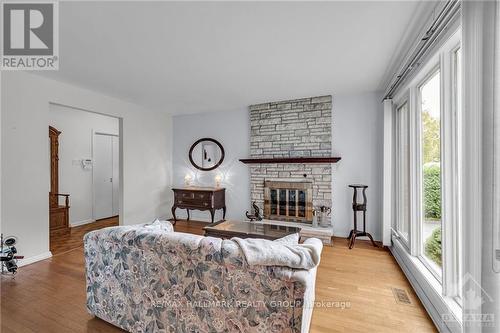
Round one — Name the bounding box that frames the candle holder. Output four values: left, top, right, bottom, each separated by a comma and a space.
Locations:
215, 174, 222, 188
184, 174, 192, 186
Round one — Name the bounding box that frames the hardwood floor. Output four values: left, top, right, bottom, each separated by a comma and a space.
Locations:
1, 220, 436, 333
50, 217, 119, 256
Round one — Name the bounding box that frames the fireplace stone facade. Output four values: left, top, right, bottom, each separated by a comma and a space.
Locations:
249, 95, 332, 225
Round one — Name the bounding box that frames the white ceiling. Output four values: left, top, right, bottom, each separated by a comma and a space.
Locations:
39, 1, 422, 115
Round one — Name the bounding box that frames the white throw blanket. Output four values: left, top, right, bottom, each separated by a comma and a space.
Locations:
232, 236, 323, 270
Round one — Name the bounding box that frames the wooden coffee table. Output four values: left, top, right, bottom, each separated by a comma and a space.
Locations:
203, 220, 300, 240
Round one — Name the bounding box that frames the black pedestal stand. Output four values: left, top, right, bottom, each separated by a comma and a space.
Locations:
347, 184, 378, 249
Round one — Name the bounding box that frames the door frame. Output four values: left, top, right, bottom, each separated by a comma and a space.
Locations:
92, 130, 120, 221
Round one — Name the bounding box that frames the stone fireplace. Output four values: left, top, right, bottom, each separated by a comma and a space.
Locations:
248, 95, 332, 225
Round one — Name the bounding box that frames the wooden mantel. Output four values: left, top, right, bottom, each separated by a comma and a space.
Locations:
239, 157, 341, 164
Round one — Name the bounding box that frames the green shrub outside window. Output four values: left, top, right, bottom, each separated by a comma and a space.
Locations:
423, 162, 441, 220
424, 227, 442, 266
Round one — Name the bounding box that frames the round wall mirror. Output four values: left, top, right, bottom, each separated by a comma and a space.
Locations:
189, 138, 225, 171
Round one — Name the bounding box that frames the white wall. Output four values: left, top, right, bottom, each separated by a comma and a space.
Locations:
172, 93, 384, 239
49, 104, 119, 226
1, 72, 173, 264
332, 92, 384, 240
172, 109, 250, 221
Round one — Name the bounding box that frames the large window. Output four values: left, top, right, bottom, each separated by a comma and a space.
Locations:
419, 70, 442, 275
391, 29, 461, 305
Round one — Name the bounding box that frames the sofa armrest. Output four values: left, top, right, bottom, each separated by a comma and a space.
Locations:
302, 237, 323, 266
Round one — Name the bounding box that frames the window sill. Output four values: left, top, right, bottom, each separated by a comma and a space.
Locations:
391, 238, 462, 332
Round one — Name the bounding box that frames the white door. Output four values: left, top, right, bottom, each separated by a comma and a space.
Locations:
93, 134, 117, 220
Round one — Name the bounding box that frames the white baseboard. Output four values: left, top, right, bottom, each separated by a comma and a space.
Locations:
17, 251, 52, 267
70, 219, 95, 227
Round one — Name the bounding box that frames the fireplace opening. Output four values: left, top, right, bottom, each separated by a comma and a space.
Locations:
264, 180, 313, 223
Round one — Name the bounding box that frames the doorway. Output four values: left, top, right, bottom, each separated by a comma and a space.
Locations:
93, 133, 119, 220
48, 103, 121, 255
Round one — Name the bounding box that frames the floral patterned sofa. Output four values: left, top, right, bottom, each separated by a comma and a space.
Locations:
84, 221, 322, 333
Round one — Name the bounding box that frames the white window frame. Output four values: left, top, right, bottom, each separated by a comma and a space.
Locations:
494, 0, 500, 275
393, 97, 410, 249
447, 45, 462, 301
392, 28, 462, 301
416, 66, 443, 281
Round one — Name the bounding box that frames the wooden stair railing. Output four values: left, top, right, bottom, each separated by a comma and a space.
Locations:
50, 193, 70, 208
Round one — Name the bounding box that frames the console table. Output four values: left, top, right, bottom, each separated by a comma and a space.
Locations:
171, 187, 226, 224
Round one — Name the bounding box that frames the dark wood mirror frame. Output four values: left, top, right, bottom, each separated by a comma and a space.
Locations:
189, 138, 225, 171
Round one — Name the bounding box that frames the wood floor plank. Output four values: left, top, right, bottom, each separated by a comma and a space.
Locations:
50, 217, 119, 256
1, 219, 436, 332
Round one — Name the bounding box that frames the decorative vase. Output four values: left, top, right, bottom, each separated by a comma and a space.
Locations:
318, 206, 331, 228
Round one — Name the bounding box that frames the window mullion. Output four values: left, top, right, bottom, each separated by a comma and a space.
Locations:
441, 51, 455, 296
409, 87, 421, 256
442, 44, 462, 299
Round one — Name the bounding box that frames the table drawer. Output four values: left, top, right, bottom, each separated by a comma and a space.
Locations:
175, 191, 212, 207
175, 198, 211, 206
176, 191, 212, 199
177, 191, 195, 200
194, 192, 211, 201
